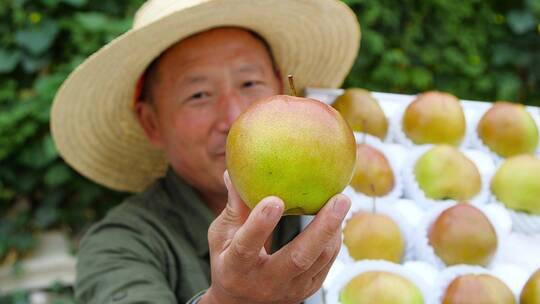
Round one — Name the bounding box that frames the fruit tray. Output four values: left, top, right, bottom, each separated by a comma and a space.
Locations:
303, 88, 540, 304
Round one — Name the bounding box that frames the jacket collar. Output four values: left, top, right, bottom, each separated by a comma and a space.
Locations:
163, 167, 214, 258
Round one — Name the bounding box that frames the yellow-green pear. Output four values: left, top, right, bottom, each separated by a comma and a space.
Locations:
521, 268, 540, 304
332, 88, 388, 140
443, 274, 515, 304
343, 211, 405, 262
414, 145, 481, 201
340, 271, 424, 304
429, 204, 498, 266
350, 144, 395, 197
226, 95, 356, 215
477, 102, 538, 157
403, 91, 466, 145
491, 155, 540, 214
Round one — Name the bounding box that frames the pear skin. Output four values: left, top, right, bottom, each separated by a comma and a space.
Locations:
414, 145, 481, 201
350, 144, 395, 197
403, 91, 466, 145
521, 268, 540, 304
491, 155, 540, 214
429, 204, 498, 266
443, 274, 515, 304
340, 271, 424, 304
332, 88, 388, 140
343, 211, 404, 262
226, 95, 356, 215
478, 102, 539, 157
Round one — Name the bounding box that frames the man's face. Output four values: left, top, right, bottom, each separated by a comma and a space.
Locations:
138, 28, 283, 198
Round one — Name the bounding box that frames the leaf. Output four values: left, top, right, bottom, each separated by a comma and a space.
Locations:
0, 80, 17, 104
35, 205, 59, 228
496, 73, 521, 100
17, 135, 58, 169
43, 135, 59, 162
0, 49, 21, 73
21, 54, 50, 73
17, 173, 40, 192
363, 30, 385, 54
507, 10, 536, 34
44, 164, 71, 187
41, 0, 60, 8
42, 189, 65, 206
75, 12, 108, 32
61, 0, 87, 7
34, 73, 66, 100
15, 20, 59, 55
410, 67, 433, 89
492, 44, 521, 66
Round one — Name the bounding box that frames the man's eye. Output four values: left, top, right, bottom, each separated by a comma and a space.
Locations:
242, 81, 262, 88
190, 92, 209, 100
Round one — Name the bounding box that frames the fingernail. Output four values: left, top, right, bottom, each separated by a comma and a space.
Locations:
333, 196, 350, 218
223, 171, 231, 190
262, 202, 282, 219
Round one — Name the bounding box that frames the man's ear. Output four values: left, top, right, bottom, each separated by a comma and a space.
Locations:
135, 102, 165, 149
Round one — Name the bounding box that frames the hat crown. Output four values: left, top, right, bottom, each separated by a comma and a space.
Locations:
133, 0, 212, 29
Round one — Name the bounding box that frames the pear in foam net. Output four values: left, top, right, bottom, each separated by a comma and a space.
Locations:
402, 91, 466, 145
340, 271, 424, 304
491, 155, 540, 215
477, 101, 538, 158
350, 143, 395, 197
442, 273, 515, 304
414, 145, 481, 201
343, 208, 405, 263
332, 88, 389, 140
428, 204, 497, 266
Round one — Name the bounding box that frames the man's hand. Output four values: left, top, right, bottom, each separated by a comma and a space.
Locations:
200, 171, 351, 304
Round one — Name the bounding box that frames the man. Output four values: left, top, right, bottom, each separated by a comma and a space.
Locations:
51, 0, 360, 303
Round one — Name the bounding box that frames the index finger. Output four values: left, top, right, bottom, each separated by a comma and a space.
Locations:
224, 196, 284, 269
270, 194, 350, 275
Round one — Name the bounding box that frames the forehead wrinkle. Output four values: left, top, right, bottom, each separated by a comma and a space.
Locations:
235, 64, 264, 76
181, 75, 210, 86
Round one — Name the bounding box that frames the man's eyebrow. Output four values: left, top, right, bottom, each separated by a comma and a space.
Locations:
236, 64, 264, 75
180, 75, 209, 86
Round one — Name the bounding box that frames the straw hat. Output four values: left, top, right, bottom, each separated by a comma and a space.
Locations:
51, 0, 361, 192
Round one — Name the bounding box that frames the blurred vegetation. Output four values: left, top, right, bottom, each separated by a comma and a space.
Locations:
344, 0, 540, 105
0, 0, 539, 299
0, 0, 143, 270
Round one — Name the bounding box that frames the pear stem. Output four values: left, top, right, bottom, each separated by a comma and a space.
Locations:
370, 184, 377, 213
288, 75, 298, 97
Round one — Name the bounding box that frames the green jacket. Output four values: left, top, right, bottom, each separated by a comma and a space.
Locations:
75, 168, 301, 303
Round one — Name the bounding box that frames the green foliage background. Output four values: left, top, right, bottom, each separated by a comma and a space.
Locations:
343, 0, 540, 104
0, 0, 144, 268
0, 0, 539, 288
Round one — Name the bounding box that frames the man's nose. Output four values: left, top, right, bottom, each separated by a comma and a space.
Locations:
216, 89, 246, 132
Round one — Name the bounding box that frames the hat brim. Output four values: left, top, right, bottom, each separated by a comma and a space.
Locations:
51, 0, 361, 192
